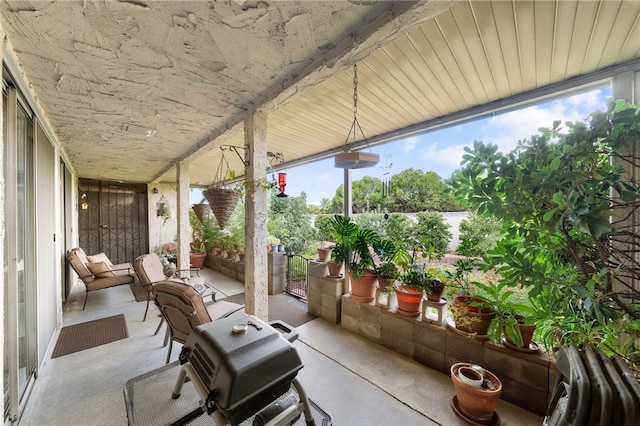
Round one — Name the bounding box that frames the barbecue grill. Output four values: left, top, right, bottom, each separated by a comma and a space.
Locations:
172, 312, 328, 426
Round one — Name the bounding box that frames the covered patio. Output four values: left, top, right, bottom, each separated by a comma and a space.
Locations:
19, 267, 542, 425
2, 0, 640, 423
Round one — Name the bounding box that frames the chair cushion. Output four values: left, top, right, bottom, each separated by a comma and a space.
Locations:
87, 252, 113, 267
86, 261, 115, 278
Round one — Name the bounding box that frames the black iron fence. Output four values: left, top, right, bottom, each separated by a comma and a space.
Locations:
286, 254, 309, 300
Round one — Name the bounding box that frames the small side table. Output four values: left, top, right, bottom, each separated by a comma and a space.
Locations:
422, 298, 447, 325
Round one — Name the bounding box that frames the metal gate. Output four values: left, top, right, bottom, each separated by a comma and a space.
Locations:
286, 254, 309, 300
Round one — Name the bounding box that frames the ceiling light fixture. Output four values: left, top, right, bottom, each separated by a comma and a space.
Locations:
335, 64, 379, 170
121, 123, 156, 138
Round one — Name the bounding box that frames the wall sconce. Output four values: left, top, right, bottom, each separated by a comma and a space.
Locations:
277, 172, 288, 198
80, 193, 89, 210
153, 187, 159, 194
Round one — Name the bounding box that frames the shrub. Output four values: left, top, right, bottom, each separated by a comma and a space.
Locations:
457, 212, 501, 256
412, 211, 452, 259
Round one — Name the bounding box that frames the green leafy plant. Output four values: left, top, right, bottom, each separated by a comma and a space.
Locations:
314, 214, 334, 248
189, 213, 221, 253
474, 281, 535, 347
447, 100, 640, 370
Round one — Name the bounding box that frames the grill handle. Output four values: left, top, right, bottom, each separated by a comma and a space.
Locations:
268, 320, 299, 343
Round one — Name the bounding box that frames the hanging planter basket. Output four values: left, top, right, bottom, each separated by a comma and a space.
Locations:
192, 203, 211, 224
204, 186, 241, 230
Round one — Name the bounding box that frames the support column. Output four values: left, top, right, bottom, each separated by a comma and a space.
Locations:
177, 160, 191, 276
343, 168, 352, 217
244, 111, 269, 320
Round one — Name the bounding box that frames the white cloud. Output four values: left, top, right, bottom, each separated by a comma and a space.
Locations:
481, 88, 608, 154
402, 136, 419, 154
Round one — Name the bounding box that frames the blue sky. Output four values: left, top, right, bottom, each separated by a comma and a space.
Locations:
283, 85, 612, 205
191, 84, 612, 205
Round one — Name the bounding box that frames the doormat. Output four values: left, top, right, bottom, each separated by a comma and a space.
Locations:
221, 294, 316, 328
52, 314, 128, 358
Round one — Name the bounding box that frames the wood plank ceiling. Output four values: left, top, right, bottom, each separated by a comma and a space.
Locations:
188, 0, 640, 186
2, 0, 640, 185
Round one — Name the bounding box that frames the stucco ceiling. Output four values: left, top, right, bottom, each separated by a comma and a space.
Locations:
2, 0, 640, 188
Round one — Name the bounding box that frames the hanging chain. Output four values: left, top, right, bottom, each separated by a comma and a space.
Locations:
353, 64, 358, 120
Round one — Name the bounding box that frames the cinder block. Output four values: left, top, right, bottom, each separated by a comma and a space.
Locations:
341, 314, 359, 334
341, 294, 360, 318
308, 300, 321, 317
498, 374, 549, 416
308, 276, 322, 293
381, 311, 414, 340
414, 321, 446, 353
361, 303, 382, 327
321, 277, 344, 297
360, 321, 381, 342
414, 343, 446, 373
482, 345, 549, 391
308, 261, 328, 278
381, 329, 413, 357
445, 331, 485, 366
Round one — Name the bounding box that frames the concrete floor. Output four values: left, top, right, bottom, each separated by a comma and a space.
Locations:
19, 268, 543, 425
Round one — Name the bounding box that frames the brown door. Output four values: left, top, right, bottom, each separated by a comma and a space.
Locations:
78, 179, 148, 263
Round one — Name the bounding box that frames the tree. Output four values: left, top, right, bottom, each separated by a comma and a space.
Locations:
412, 211, 452, 259
389, 169, 451, 212
352, 176, 385, 213
268, 193, 314, 254
447, 100, 640, 368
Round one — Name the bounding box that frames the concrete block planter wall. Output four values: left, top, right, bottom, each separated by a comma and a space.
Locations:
340, 294, 554, 416
205, 251, 286, 295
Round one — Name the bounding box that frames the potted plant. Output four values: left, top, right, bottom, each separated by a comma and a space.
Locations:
450, 363, 502, 424
189, 214, 210, 269
314, 215, 334, 262
374, 238, 410, 288
329, 215, 381, 303
396, 263, 427, 317
474, 280, 537, 349
445, 257, 495, 336
327, 243, 345, 278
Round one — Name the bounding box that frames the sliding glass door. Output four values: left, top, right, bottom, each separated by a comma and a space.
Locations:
3, 87, 37, 421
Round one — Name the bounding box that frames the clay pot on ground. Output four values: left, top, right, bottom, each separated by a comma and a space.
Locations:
451, 296, 495, 335
395, 285, 423, 317
349, 271, 378, 303
317, 247, 330, 262
327, 261, 343, 277
189, 252, 206, 269
450, 363, 502, 424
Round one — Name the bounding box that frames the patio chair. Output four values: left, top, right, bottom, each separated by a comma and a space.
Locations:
66, 247, 136, 310
153, 280, 243, 364
133, 253, 209, 322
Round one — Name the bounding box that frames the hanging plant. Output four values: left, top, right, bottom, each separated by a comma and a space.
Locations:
205, 150, 243, 230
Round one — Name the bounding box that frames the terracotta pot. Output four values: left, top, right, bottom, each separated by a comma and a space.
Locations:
426, 280, 445, 302
327, 262, 343, 277
189, 252, 206, 269
451, 296, 495, 335
349, 271, 378, 303
451, 363, 502, 423
505, 322, 537, 348
317, 247, 330, 262
226, 249, 235, 259
237, 253, 245, 261
395, 285, 422, 317
377, 277, 395, 291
